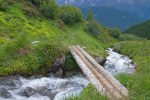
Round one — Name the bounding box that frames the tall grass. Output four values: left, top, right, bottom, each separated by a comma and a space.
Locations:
114, 40, 150, 99
0, 1, 106, 76
67, 84, 108, 100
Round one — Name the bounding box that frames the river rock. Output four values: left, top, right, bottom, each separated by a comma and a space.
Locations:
95, 55, 106, 65
36, 87, 54, 98
2, 80, 16, 87
51, 55, 66, 76
0, 78, 16, 87
64, 70, 80, 77
0, 87, 12, 98
55, 68, 63, 77
20, 87, 37, 97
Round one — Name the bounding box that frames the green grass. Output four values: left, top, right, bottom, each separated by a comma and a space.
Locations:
113, 40, 150, 99
68, 84, 108, 100
1, 1, 150, 100
0, 1, 111, 99
74, 40, 150, 100
0, 1, 107, 76
72, 40, 150, 100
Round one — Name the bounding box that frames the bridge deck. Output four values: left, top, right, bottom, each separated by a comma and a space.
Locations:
69, 46, 128, 100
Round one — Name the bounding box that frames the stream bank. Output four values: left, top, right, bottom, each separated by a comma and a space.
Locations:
0, 48, 136, 100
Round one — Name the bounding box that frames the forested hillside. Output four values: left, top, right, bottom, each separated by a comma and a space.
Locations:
57, 0, 150, 20
80, 6, 141, 30
125, 20, 150, 39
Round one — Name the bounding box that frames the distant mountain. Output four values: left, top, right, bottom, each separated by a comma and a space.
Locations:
125, 20, 150, 39
57, 0, 150, 30
81, 6, 141, 30
57, 0, 150, 20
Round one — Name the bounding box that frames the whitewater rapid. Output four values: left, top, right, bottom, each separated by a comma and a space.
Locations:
104, 48, 135, 75
0, 48, 136, 100
0, 75, 89, 100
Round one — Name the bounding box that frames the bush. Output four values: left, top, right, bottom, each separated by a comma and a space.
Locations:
64, 52, 78, 72
118, 33, 142, 41
85, 20, 102, 36
30, 1, 83, 22
22, 0, 41, 17
109, 28, 121, 39
29, 0, 42, 6
30, 0, 58, 19
0, 0, 15, 11
59, 6, 82, 25
34, 43, 65, 71
57, 19, 65, 29
40, 0, 58, 19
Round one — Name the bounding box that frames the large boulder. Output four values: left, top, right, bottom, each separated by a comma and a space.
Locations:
20, 87, 37, 97
55, 68, 63, 77
51, 55, 66, 77
0, 87, 12, 98
95, 55, 106, 65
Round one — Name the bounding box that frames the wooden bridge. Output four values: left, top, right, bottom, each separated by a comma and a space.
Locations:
69, 46, 128, 100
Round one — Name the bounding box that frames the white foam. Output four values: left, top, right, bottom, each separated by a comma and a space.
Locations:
0, 75, 89, 100
104, 48, 135, 75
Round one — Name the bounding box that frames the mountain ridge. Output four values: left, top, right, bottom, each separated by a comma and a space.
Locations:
125, 19, 150, 39
81, 6, 142, 30
57, 0, 149, 30
57, 0, 150, 20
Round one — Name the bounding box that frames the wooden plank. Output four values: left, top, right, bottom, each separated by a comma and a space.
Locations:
69, 47, 105, 95
72, 46, 122, 99
69, 46, 129, 99
76, 46, 128, 97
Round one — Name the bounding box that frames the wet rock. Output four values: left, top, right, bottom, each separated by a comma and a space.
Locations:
55, 68, 63, 77
51, 55, 66, 76
0, 87, 12, 98
0, 78, 16, 87
36, 87, 54, 98
4, 80, 16, 87
95, 55, 106, 65
20, 87, 37, 97
0, 76, 22, 90
64, 70, 81, 78
30, 75, 44, 79
120, 55, 126, 58
112, 45, 120, 53
59, 81, 78, 89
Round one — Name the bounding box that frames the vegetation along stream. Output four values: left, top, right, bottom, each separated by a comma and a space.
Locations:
0, 49, 135, 100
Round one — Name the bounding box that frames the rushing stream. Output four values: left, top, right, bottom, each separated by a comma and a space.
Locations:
104, 48, 135, 75
0, 48, 136, 100
0, 74, 89, 100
